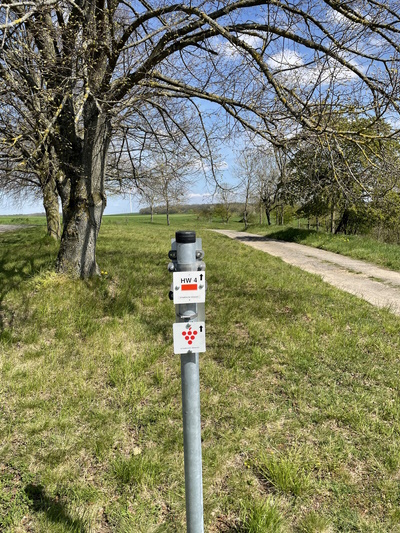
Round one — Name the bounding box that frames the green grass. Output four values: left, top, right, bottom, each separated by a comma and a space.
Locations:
0, 214, 47, 225
0, 214, 400, 531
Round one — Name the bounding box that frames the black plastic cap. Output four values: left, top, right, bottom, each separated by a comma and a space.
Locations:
175, 231, 196, 244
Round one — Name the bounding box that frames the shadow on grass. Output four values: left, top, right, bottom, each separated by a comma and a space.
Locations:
215, 522, 246, 533
236, 227, 318, 244
0, 229, 58, 335
25, 483, 88, 532
262, 227, 318, 243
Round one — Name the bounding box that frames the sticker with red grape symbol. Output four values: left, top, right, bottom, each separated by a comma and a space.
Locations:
182, 327, 198, 345
173, 322, 206, 354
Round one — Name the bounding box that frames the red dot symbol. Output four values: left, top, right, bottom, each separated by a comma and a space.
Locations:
193, 330, 198, 335
191, 335, 195, 340
182, 331, 186, 336
185, 336, 189, 340
188, 340, 193, 345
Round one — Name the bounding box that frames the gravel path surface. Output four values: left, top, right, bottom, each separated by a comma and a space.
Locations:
213, 229, 400, 317
0, 224, 31, 233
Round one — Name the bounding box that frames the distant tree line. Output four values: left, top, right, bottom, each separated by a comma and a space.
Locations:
139, 203, 204, 216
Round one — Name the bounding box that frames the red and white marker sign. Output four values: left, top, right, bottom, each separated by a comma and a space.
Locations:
173, 271, 206, 304
173, 322, 206, 354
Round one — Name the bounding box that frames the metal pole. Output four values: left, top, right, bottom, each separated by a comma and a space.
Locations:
175, 231, 204, 533
181, 352, 203, 533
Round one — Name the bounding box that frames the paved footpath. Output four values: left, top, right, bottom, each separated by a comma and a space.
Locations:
213, 230, 400, 317
0, 224, 32, 233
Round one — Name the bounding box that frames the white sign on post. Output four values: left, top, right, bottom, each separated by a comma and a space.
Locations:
173, 271, 206, 304
173, 322, 206, 354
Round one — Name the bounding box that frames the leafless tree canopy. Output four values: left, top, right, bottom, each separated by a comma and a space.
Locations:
1, 0, 399, 275
1, 1, 399, 144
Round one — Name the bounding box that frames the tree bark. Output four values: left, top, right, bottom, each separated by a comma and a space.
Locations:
335, 209, 349, 234
166, 198, 170, 226
42, 176, 61, 240
37, 147, 61, 239
56, 101, 111, 278
330, 205, 335, 234
56, 170, 71, 228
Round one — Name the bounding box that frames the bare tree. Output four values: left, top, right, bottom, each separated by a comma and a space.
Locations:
272, 146, 289, 225
0, 77, 62, 238
235, 145, 283, 226
214, 182, 237, 223
139, 156, 189, 226
136, 177, 161, 222
108, 107, 213, 223
235, 149, 258, 228
1, 1, 399, 276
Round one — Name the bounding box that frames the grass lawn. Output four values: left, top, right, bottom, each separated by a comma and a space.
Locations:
0, 215, 47, 226
1, 214, 400, 532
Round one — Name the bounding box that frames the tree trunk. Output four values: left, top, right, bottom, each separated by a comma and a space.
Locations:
266, 208, 271, 225
42, 177, 61, 240
56, 101, 111, 278
335, 209, 349, 234
56, 170, 71, 229
330, 205, 335, 234
39, 147, 61, 239
166, 198, 170, 226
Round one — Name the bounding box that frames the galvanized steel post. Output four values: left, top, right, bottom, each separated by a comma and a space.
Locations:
168, 230, 205, 533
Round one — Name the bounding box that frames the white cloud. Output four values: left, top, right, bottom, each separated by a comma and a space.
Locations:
187, 193, 213, 201
267, 50, 304, 70
266, 48, 361, 87
386, 115, 400, 132
238, 33, 263, 49
216, 33, 263, 58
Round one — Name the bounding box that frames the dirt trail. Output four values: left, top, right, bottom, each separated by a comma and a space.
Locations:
0, 225, 30, 233
213, 229, 400, 317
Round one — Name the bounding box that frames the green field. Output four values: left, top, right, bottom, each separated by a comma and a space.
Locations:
0, 214, 47, 226
1, 215, 400, 532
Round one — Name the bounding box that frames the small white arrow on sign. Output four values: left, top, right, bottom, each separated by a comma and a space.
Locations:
173, 271, 206, 304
